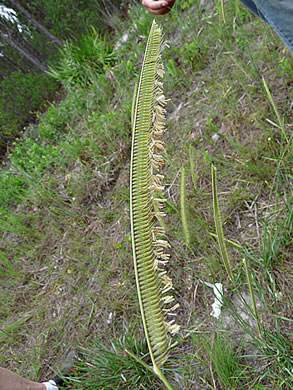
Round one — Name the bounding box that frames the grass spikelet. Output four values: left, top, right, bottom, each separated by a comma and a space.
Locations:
129, 20, 179, 388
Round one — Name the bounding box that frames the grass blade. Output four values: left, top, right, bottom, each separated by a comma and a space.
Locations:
262, 76, 288, 143
180, 165, 190, 245
243, 258, 262, 338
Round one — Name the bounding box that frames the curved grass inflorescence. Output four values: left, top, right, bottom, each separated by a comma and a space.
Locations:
130, 20, 179, 379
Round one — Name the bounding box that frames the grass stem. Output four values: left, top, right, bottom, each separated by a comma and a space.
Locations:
180, 165, 190, 245
243, 258, 262, 338
262, 76, 288, 143
211, 164, 233, 281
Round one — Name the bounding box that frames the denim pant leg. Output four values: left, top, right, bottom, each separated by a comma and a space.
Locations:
240, 0, 266, 21
241, 0, 293, 53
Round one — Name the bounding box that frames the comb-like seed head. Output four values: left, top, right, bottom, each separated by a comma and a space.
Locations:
130, 20, 180, 371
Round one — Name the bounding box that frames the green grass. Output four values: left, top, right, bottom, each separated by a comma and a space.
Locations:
189, 331, 247, 389
0, 0, 292, 388
63, 330, 162, 390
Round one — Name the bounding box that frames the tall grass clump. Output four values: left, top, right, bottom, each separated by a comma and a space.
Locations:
67, 333, 160, 390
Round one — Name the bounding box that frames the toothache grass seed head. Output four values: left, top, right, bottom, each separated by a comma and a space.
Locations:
155, 239, 170, 248
154, 211, 166, 218
153, 225, 165, 234
152, 153, 164, 164
162, 278, 173, 291
155, 87, 164, 96
158, 259, 169, 266
155, 80, 163, 88
151, 184, 164, 193
152, 226, 166, 241
130, 21, 179, 368
159, 253, 170, 260
161, 274, 172, 283
154, 112, 165, 122
162, 285, 173, 294
169, 303, 180, 312
162, 295, 174, 304
153, 200, 166, 209
155, 248, 164, 256
158, 270, 167, 277
157, 69, 165, 78
167, 323, 180, 335
153, 140, 165, 152
153, 122, 165, 132
153, 197, 167, 203
153, 174, 164, 182
152, 226, 166, 239
156, 94, 169, 104
155, 105, 166, 115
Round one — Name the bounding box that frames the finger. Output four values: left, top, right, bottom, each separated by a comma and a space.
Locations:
142, 0, 168, 10
146, 7, 171, 14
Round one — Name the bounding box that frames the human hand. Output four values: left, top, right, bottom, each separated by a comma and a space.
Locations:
142, 0, 175, 15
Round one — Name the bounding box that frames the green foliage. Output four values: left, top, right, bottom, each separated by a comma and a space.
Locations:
0, 206, 35, 235
127, 5, 154, 38
37, 90, 88, 142
189, 332, 247, 389
207, 334, 245, 389
0, 71, 56, 146
0, 250, 18, 278
181, 0, 196, 11
180, 39, 207, 71
87, 108, 128, 148
48, 29, 116, 87
0, 88, 91, 208
0, 172, 26, 208
38, 0, 123, 39
8, 138, 59, 178
67, 334, 159, 390
0, 0, 128, 155
277, 56, 293, 77
205, 118, 220, 134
